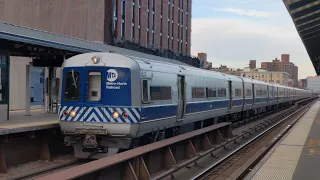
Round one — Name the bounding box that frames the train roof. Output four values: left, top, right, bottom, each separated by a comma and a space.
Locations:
64, 52, 309, 92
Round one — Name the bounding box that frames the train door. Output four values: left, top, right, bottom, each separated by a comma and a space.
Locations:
252, 84, 255, 105
267, 86, 270, 103
177, 75, 186, 120
228, 81, 232, 109
277, 87, 279, 102
83, 68, 105, 124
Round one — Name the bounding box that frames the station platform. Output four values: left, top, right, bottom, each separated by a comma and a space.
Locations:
246, 100, 320, 180
0, 109, 59, 135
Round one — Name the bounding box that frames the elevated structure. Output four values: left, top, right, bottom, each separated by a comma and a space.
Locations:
283, 0, 320, 75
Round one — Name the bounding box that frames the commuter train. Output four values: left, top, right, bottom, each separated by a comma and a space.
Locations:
59, 52, 311, 158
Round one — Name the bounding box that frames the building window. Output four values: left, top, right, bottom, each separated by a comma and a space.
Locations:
121, 22, 125, 37
168, 2, 170, 18
138, 4, 141, 26
181, 12, 184, 25
152, 13, 155, 31
121, 0, 125, 38
131, 25, 135, 40
138, 27, 141, 42
152, 32, 155, 45
132, 1, 135, 24
186, 0, 188, 12
113, 0, 118, 32
152, 0, 155, 11
147, 11, 150, 30
181, 26, 183, 41
186, 29, 188, 42
146, 31, 149, 46
167, 20, 170, 36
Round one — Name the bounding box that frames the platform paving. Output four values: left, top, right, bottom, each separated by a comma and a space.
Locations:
0, 109, 59, 135
247, 100, 320, 180
292, 102, 320, 180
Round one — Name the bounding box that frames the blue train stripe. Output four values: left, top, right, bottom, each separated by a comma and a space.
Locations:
128, 108, 139, 122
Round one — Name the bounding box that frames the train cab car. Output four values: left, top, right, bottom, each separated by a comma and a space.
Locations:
59, 53, 142, 158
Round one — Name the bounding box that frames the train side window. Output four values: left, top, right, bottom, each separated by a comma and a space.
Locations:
235, 89, 242, 97
150, 86, 172, 100
142, 80, 149, 102
192, 87, 205, 98
87, 71, 102, 101
246, 89, 251, 97
218, 88, 226, 97
64, 70, 80, 101
206, 88, 217, 98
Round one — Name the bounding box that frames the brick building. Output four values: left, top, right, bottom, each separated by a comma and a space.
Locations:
0, 0, 194, 110
110, 0, 192, 55
249, 60, 256, 69
260, 55, 298, 87
241, 68, 290, 86
0, 0, 191, 55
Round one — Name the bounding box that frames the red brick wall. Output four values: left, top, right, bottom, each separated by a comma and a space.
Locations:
0, 0, 105, 42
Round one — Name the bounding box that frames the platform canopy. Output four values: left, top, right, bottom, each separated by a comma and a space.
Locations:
283, 0, 320, 75
0, 21, 192, 67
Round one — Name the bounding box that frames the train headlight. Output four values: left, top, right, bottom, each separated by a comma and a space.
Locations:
92, 56, 99, 64
112, 111, 119, 119
70, 110, 76, 117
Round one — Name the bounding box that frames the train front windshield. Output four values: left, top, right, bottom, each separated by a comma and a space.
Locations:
64, 70, 81, 101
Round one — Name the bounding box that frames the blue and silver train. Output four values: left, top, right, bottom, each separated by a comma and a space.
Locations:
58, 52, 311, 158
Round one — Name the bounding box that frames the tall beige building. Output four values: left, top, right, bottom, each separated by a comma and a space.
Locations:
260, 54, 298, 86
241, 68, 290, 86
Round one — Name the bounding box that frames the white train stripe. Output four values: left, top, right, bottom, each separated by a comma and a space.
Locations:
74, 107, 83, 121
59, 106, 67, 118
62, 106, 74, 121
87, 112, 99, 122
125, 109, 137, 123
95, 108, 105, 122
104, 108, 115, 123
68, 107, 79, 121
116, 108, 129, 123
131, 108, 140, 119
83, 107, 92, 119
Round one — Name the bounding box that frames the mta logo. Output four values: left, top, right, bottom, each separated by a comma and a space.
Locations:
107, 69, 118, 82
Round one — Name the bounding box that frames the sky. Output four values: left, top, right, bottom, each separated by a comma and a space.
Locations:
190, 0, 315, 79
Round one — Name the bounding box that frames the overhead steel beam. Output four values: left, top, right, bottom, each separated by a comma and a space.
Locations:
288, 0, 318, 11
292, 3, 320, 19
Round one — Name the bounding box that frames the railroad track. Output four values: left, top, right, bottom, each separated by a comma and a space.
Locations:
34, 97, 318, 180
5, 158, 89, 180
190, 98, 316, 180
